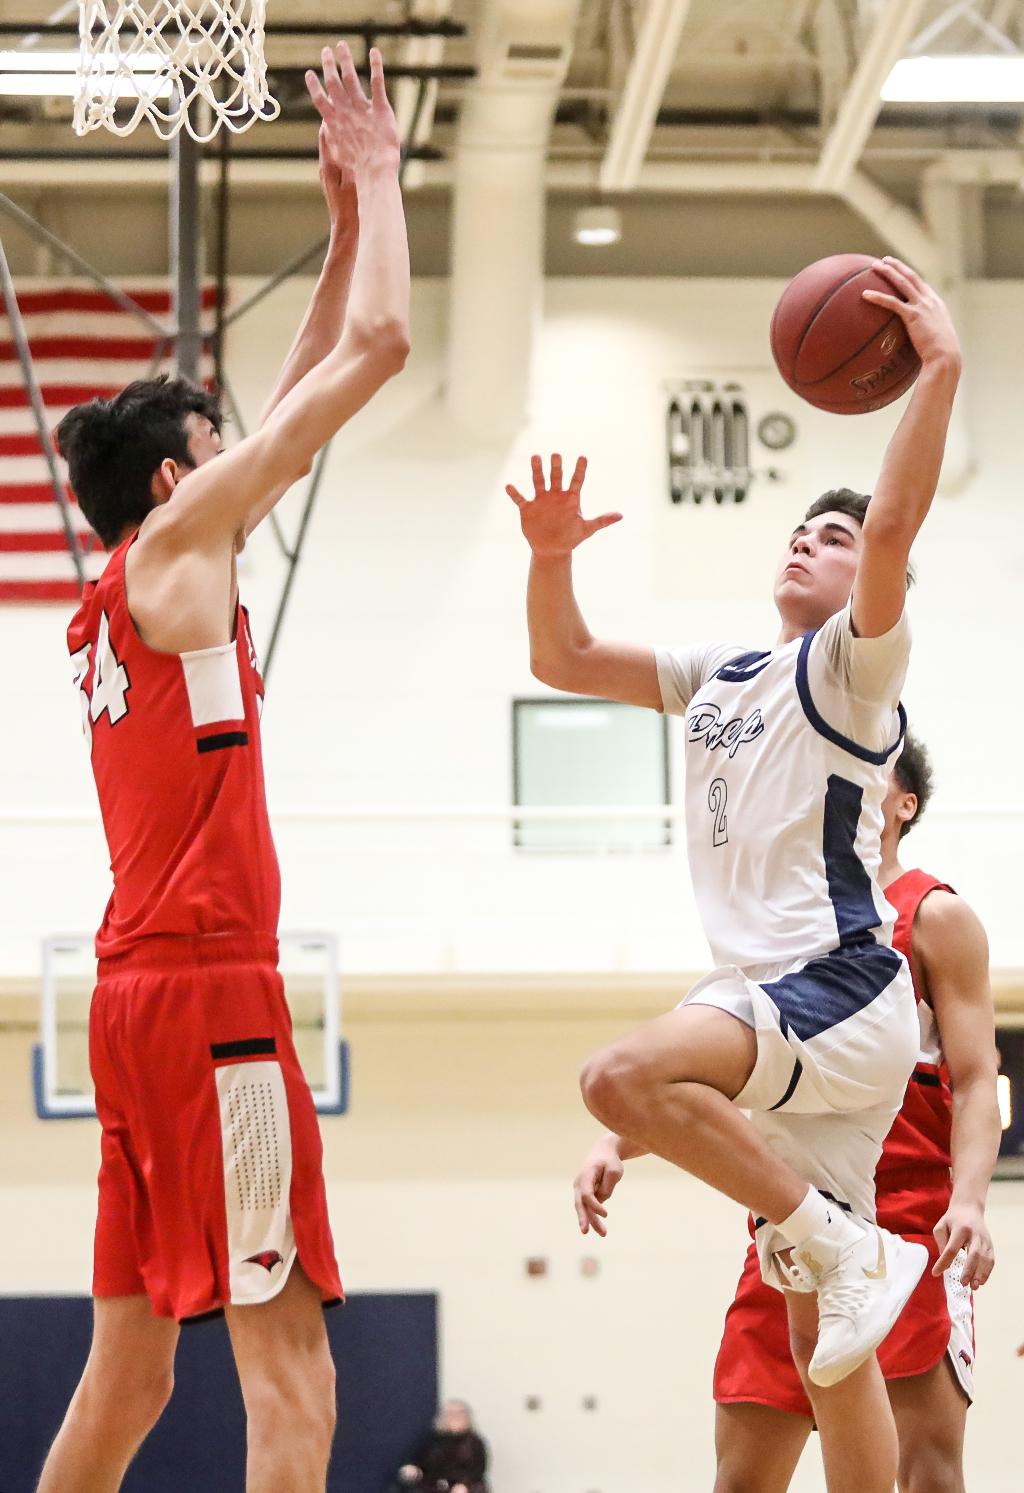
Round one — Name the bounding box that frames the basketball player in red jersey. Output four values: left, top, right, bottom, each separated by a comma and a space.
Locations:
576, 735, 1001, 1493
36, 44, 408, 1493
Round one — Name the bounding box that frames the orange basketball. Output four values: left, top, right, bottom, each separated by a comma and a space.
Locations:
770, 253, 921, 414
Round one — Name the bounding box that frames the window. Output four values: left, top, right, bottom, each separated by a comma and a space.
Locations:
995, 1027, 1024, 1180
512, 697, 671, 851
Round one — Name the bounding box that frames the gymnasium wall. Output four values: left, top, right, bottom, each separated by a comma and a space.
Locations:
2, 275, 1023, 979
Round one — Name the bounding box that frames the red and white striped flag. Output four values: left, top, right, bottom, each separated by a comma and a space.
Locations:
0, 280, 219, 603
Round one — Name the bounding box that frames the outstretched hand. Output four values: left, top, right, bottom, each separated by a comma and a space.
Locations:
318, 125, 357, 234
507, 454, 621, 558
862, 257, 962, 371
306, 42, 401, 179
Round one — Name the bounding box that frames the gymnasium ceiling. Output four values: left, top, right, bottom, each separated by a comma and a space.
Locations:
0, 1, 1022, 277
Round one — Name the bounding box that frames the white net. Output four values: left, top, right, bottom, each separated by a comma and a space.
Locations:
75, 0, 281, 142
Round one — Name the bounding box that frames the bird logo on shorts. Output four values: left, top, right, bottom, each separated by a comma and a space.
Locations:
244, 1250, 284, 1272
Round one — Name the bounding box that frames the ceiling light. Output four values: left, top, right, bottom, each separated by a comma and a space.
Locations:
0, 74, 173, 98
0, 48, 170, 98
882, 54, 1024, 103
0, 50, 164, 72
573, 206, 622, 247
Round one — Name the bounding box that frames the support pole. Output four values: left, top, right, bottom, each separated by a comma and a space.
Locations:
171, 131, 203, 380
262, 439, 331, 675
0, 234, 86, 587
212, 124, 232, 393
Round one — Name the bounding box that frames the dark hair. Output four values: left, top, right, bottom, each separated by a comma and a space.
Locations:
804, 488, 871, 527
803, 488, 915, 587
893, 730, 934, 839
56, 375, 221, 548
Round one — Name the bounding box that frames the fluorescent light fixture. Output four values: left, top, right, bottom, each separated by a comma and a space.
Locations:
0, 74, 173, 98
573, 205, 622, 247
0, 49, 164, 72
883, 54, 1024, 103
0, 48, 170, 98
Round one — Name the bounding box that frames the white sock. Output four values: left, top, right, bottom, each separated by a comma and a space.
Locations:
776, 1186, 862, 1249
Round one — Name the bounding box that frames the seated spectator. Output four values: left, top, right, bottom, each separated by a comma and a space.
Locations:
393, 1398, 489, 1493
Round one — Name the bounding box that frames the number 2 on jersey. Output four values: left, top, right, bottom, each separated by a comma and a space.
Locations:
70, 609, 131, 747
708, 776, 729, 847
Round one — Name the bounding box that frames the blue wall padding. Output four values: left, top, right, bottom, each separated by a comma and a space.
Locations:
0, 1291, 438, 1493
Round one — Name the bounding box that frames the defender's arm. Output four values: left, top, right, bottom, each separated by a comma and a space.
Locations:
917, 891, 1000, 1289
257, 131, 359, 431
151, 45, 409, 555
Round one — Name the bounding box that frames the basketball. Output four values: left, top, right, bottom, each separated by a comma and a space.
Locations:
770, 253, 921, 414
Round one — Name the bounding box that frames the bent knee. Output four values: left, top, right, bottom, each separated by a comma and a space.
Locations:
899, 1449, 965, 1493
245, 1352, 336, 1440
82, 1360, 175, 1429
579, 1050, 646, 1127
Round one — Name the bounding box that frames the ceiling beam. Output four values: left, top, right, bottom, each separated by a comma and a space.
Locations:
841, 170, 940, 281
599, 0, 693, 192
813, 0, 929, 191
392, 1, 454, 190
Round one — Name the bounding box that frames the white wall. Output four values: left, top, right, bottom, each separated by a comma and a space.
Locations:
1, 276, 1023, 979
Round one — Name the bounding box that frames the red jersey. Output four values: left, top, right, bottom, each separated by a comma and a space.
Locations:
876, 868, 954, 1185
67, 535, 281, 960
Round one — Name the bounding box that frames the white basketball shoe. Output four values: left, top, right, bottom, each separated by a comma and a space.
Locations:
793, 1220, 928, 1388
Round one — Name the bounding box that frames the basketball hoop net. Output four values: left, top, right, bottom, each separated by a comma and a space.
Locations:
74, 0, 281, 142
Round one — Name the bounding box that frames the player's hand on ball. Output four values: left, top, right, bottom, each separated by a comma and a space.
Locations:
306, 43, 401, 178
861, 257, 962, 372
932, 1199, 994, 1290
507, 455, 621, 557
573, 1137, 625, 1236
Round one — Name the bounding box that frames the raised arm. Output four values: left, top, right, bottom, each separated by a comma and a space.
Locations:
507, 454, 661, 708
917, 891, 1001, 1291
149, 43, 409, 556
852, 258, 962, 639
258, 127, 360, 428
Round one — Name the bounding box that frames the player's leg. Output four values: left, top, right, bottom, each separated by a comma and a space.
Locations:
35, 1296, 179, 1493
713, 1403, 811, 1493
226, 1262, 337, 1493
580, 1003, 809, 1221
786, 1287, 898, 1493
887, 1358, 968, 1493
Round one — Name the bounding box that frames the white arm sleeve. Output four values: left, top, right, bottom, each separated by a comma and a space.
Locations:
805, 602, 911, 754
655, 642, 753, 717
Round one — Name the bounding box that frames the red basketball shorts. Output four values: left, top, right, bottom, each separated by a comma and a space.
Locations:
89, 933, 343, 1322
714, 1178, 975, 1416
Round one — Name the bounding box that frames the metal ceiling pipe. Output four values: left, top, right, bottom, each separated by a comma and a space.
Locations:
445, 0, 579, 438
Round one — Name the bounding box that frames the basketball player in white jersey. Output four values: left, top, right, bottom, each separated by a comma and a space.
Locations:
507, 258, 961, 1493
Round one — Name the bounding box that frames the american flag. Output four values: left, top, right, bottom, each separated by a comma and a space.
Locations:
0, 281, 219, 603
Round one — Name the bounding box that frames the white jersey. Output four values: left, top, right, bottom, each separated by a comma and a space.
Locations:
657, 603, 910, 971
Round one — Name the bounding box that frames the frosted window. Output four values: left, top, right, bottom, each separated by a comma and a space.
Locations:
512, 698, 671, 850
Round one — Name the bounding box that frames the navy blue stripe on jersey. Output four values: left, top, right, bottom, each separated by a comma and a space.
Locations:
768, 1056, 804, 1111
823, 772, 883, 947
795, 630, 907, 765
714, 650, 772, 682
759, 941, 904, 1043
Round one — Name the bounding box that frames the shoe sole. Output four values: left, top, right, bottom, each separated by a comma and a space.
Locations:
808, 1239, 929, 1388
